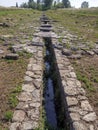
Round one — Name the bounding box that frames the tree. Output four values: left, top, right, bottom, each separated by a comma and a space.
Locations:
43, 0, 53, 10
37, 0, 41, 9
81, 1, 89, 8
62, 0, 71, 8
20, 2, 28, 8
16, 2, 18, 8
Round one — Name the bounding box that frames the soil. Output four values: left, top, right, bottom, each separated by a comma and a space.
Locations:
70, 55, 98, 117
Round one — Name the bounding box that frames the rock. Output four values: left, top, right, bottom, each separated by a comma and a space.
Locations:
16, 102, 29, 110
93, 49, 98, 55
70, 113, 80, 121
86, 51, 95, 56
18, 92, 32, 102
0, 22, 9, 27
32, 64, 42, 71
5, 53, 19, 60
24, 76, 32, 82
26, 71, 34, 77
68, 54, 82, 59
82, 112, 97, 122
73, 121, 88, 130
32, 89, 40, 100
66, 97, 78, 106
89, 125, 95, 130
12, 110, 26, 122
81, 100, 93, 112
62, 49, 72, 56
27, 108, 39, 121
71, 47, 78, 51
64, 86, 79, 96
0, 50, 4, 54
22, 84, 35, 92
9, 122, 21, 130
21, 121, 38, 130
29, 102, 40, 108
70, 72, 77, 78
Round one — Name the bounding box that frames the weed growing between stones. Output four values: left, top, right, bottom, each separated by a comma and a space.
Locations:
9, 85, 22, 108
4, 111, 13, 121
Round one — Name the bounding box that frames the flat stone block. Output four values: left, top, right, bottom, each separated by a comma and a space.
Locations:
32, 64, 42, 71
81, 100, 93, 112
66, 97, 78, 106
12, 110, 26, 122
24, 76, 33, 82
18, 92, 32, 102
64, 86, 79, 96
73, 121, 88, 130
21, 121, 38, 130
70, 113, 80, 121
22, 84, 35, 92
82, 112, 97, 122
16, 102, 29, 110
9, 122, 21, 130
26, 71, 34, 77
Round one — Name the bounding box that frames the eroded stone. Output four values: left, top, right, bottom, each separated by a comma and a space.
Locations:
12, 110, 26, 122
82, 112, 97, 122
22, 84, 35, 92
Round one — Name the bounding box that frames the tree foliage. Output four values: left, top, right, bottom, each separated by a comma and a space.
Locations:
20, 0, 71, 10
81, 1, 89, 8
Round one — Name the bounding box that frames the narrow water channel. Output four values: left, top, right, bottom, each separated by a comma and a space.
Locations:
44, 41, 57, 129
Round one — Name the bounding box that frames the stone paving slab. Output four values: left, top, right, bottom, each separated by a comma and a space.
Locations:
53, 41, 98, 130
9, 45, 43, 130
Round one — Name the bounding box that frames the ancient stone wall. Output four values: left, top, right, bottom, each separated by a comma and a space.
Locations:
9, 45, 43, 130
52, 39, 98, 130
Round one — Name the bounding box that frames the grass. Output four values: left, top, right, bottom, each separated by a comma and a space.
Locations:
46, 8, 98, 42
4, 111, 13, 121
0, 7, 41, 129
9, 85, 22, 108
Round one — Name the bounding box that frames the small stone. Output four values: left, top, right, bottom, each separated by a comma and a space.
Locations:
29, 102, 41, 108
26, 71, 34, 77
70, 113, 80, 121
81, 100, 93, 112
32, 64, 42, 71
62, 49, 72, 56
32, 89, 40, 100
82, 112, 97, 122
70, 72, 77, 78
64, 86, 79, 96
0, 49, 4, 54
73, 121, 88, 130
22, 84, 35, 92
9, 122, 21, 130
12, 110, 26, 122
66, 97, 78, 106
79, 109, 88, 116
68, 54, 82, 59
89, 125, 95, 130
86, 51, 94, 55
5, 53, 19, 60
69, 107, 79, 113
76, 80, 81, 87
18, 92, 32, 102
77, 87, 86, 95
27, 108, 39, 120
16, 102, 29, 110
24, 76, 32, 82
78, 95, 87, 100
21, 121, 38, 130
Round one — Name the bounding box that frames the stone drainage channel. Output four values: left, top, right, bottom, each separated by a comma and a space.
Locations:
44, 39, 57, 128
9, 14, 98, 130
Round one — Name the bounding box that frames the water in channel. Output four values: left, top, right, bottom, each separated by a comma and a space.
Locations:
44, 49, 57, 128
